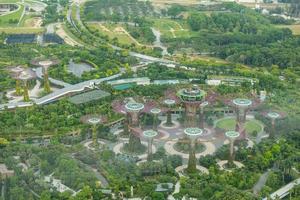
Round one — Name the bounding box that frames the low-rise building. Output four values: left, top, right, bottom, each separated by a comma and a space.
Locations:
206, 75, 258, 86
0, 164, 14, 179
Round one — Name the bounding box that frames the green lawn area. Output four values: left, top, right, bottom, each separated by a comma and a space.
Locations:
0, 27, 44, 34
87, 22, 137, 45
149, 18, 195, 39
0, 3, 24, 27
0, 0, 20, 2
216, 118, 263, 134
276, 25, 300, 35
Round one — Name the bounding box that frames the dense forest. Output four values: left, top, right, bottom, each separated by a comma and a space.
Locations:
164, 4, 300, 68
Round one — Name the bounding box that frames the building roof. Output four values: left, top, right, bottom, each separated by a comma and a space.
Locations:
107, 77, 150, 85
68, 89, 110, 104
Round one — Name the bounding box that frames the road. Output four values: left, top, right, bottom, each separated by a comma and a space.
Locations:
46, 23, 57, 34
67, 1, 176, 65
253, 170, 270, 195
74, 157, 109, 188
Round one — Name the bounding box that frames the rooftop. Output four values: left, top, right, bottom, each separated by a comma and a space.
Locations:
225, 131, 240, 139
125, 102, 144, 112
143, 130, 158, 138
177, 87, 206, 102
232, 98, 252, 107
69, 89, 110, 104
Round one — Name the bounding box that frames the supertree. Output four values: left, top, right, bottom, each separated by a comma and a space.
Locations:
17, 69, 36, 102
266, 112, 282, 139
150, 108, 161, 131
184, 127, 203, 173
164, 99, 176, 126
199, 101, 209, 129
225, 131, 240, 167
143, 130, 158, 161
81, 115, 102, 147
7, 66, 24, 96
177, 86, 206, 127
125, 102, 145, 152
232, 98, 252, 139
31, 58, 59, 93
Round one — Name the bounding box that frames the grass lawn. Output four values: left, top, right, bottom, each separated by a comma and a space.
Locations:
0, 3, 24, 27
0, 0, 20, 3
150, 18, 195, 39
216, 118, 263, 134
276, 25, 300, 35
0, 27, 44, 34
87, 22, 137, 45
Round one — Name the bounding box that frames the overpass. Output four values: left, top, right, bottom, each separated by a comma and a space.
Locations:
0, 73, 122, 110
262, 178, 300, 200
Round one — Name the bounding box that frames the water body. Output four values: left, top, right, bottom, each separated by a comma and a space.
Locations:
68, 60, 94, 77
151, 28, 169, 56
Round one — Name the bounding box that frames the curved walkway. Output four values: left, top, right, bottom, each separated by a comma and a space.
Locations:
113, 140, 156, 160
164, 140, 216, 159
175, 165, 209, 175
83, 140, 106, 151
159, 120, 181, 130
157, 129, 170, 140
217, 160, 244, 171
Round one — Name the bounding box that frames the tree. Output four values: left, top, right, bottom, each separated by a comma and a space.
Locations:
213, 186, 256, 200
72, 186, 93, 200
167, 5, 184, 19
151, 192, 165, 200
40, 191, 51, 200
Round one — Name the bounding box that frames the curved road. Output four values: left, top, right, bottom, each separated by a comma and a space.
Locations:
69, 1, 176, 65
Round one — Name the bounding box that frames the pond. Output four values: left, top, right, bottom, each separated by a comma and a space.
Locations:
68, 60, 94, 77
